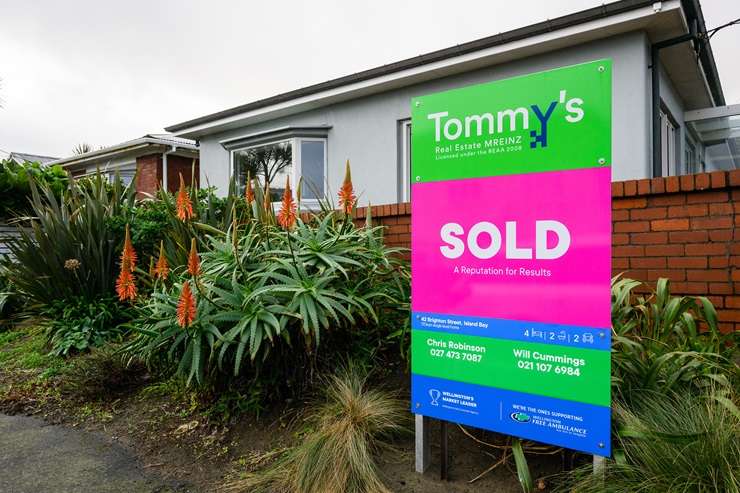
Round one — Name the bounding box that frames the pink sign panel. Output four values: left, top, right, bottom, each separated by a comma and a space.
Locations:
411, 166, 611, 329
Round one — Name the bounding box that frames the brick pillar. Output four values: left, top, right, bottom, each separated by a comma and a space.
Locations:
136, 154, 163, 198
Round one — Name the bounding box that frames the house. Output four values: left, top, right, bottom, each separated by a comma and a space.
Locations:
165, 0, 737, 207
49, 134, 199, 197
6, 152, 59, 166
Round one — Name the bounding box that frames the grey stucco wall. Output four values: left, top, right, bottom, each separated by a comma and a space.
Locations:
199, 31, 653, 204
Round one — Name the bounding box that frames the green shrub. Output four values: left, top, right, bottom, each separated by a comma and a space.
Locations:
123, 211, 409, 389
0, 266, 23, 328
611, 276, 738, 401
2, 173, 136, 306
43, 296, 133, 356
59, 345, 146, 400
554, 387, 740, 493
225, 364, 408, 493
0, 159, 68, 219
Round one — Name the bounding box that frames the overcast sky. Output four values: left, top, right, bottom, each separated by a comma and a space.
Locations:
1, 0, 738, 158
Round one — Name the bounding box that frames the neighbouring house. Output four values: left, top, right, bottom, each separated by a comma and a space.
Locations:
49, 134, 199, 197
165, 0, 737, 206
6, 152, 59, 166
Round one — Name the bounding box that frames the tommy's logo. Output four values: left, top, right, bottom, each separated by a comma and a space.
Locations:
427, 90, 584, 149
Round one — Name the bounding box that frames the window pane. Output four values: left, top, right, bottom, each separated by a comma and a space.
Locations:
234, 141, 292, 201
300, 140, 324, 200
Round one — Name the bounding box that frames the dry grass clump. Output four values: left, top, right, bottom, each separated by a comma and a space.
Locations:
224, 365, 408, 493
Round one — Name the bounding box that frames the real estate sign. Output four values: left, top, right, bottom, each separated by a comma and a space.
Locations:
410, 60, 612, 456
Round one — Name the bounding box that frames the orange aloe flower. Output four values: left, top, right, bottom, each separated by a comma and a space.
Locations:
177, 281, 197, 328
245, 173, 255, 204
154, 240, 170, 280
121, 224, 137, 271
187, 238, 200, 276
176, 174, 194, 221
277, 177, 297, 230
116, 263, 137, 301
338, 160, 356, 215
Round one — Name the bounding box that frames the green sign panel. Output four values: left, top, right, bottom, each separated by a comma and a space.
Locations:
411, 59, 611, 183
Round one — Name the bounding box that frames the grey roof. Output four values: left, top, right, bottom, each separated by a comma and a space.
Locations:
49, 133, 198, 168
165, 0, 724, 134
7, 152, 59, 165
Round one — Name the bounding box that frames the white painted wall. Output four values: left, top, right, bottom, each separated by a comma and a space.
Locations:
199, 31, 654, 204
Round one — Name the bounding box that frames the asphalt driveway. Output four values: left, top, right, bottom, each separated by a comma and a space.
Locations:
0, 414, 191, 493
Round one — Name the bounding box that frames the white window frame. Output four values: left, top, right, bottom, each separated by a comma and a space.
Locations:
229, 136, 327, 206
294, 137, 328, 205
659, 107, 678, 177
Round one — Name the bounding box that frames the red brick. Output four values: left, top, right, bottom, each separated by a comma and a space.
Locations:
647, 269, 685, 281
680, 174, 695, 191
396, 216, 410, 225
667, 204, 708, 218
726, 296, 740, 309
694, 173, 710, 190
632, 232, 668, 244
691, 217, 733, 230
665, 176, 680, 193
623, 269, 648, 280
650, 177, 665, 194
731, 256, 740, 268
706, 295, 725, 308
612, 210, 629, 221
631, 207, 666, 220
645, 244, 684, 256
687, 269, 729, 282
709, 203, 733, 215
709, 171, 726, 189
686, 243, 727, 256
612, 233, 629, 245
651, 218, 689, 231
631, 257, 667, 269
708, 257, 729, 268
612, 198, 647, 209
729, 169, 740, 186
668, 256, 707, 268
624, 180, 637, 196
686, 191, 729, 204
717, 310, 740, 323
613, 258, 629, 269
613, 245, 645, 257
615, 221, 650, 233
611, 182, 624, 197
709, 230, 733, 242
637, 179, 651, 195
386, 224, 409, 234
669, 231, 708, 243
671, 282, 708, 294
649, 194, 685, 206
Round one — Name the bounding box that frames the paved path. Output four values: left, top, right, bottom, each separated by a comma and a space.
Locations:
0, 414, 191, 493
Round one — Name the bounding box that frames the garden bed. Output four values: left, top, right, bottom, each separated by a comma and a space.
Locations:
0, 327, 562, 492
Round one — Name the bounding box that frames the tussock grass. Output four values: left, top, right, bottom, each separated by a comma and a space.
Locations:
224, 365, 408, 493
553, 387, 740, 493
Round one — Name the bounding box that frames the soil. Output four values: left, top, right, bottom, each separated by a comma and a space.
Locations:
0, 329, 567, 492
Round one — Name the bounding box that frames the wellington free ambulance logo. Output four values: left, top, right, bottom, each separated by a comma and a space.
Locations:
510, 412, 531, 423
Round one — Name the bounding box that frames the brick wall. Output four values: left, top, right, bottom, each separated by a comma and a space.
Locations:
354, 170, 739, 332
136, 154, 199, 197
166, 156, 199, 194
136, 154, 162, 199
